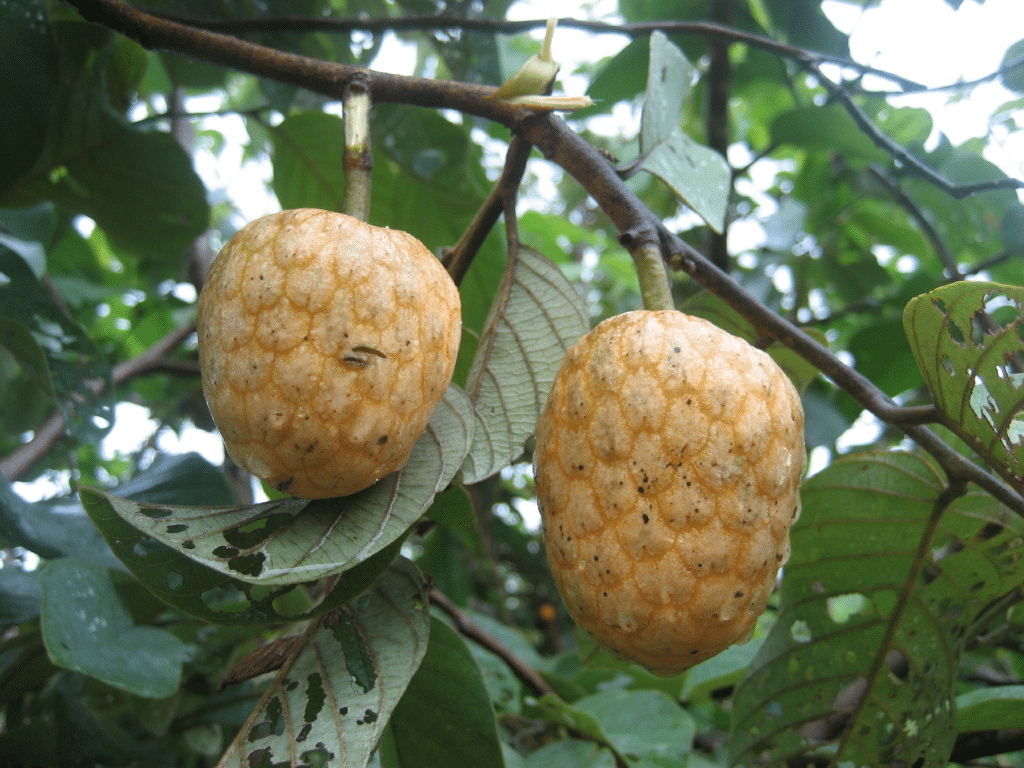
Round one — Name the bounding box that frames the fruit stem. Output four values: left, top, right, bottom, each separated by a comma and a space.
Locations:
342, 78, 373, 222
632, 244, 675, 311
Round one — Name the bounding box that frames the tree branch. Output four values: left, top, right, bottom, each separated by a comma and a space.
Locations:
0, 324, 197, 482
58, 0, 1024, 516
428, 587, 555, 698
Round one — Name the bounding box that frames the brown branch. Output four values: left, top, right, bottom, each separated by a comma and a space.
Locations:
0, 323, 197, 482
428, 586, 555, 698
704, 0, 732, 272
442, 135, 533, 286
804, 59, 1022, 198
139, 11, 927, 92
57, 0, 1024, 516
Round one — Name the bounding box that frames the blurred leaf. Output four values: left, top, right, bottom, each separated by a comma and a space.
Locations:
0, 23, 209, 264
0, 0, 59, 197
216, 558, 429, 768
117, 452, 237, 506
0, 317, 57, 404
369, 104, 489, 254
271, 111, 347, 212
679, 290, 823, 392
0, 477, 116, 565
582, 38, 648, 117
39, 558, 186, 698
680, 638, 765, 704
1001, 202, 1024, 254
904, 282, 1024, 489
83, 385, 473, 586
525, 739, 616, 768
730, 452, 1024, 768
849, 317, 923, 397
540, 688, 695, 767
0, 246, 113, 441
0, 567, 42, 626
380, 617, 504, 768
955, 685, 1024, 731
999, 39, 1024, 94
771, 105, 887, 164
638, 32, 729, 232
462, 245, 589, 483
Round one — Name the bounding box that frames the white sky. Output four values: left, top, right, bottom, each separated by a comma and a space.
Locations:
11, 0, 1023, 507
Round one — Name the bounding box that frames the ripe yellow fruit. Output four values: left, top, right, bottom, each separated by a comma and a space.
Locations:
197, 209, 461, 499
534, 310, 805, 676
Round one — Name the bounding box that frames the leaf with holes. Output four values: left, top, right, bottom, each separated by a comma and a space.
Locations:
729, 452, 1024, 768
81, 486, 407, 625
638, 32, 729, 233
216, 557, 429, 768
904, 281, 1024, 489
83, 386, 473, 587
461, 244, 589, 484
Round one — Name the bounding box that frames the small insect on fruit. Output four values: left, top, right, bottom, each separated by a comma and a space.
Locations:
534, 310, 805, 676
197, 208, 461, 499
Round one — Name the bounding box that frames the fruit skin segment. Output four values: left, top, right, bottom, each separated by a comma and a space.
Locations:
197, 208, 461, 499
534, 310, 805, 676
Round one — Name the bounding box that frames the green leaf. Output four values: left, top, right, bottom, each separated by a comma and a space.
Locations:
381, 617, 505, 768
462, 245, 589, 484
999, 39, 1024, 94
116, 452, 236, 507
1000, 202, 1024, 254
571, 689, 695, 766
638, 32, 730, 232
730, 451, 1024, 768
1, 24, 209, 264
39, 559, 186, 698
0, 317, 57, 404
771, 105, 887, 164
903, 282, 1024, 488
216, 558, 430, 768
82, 478, 407, 624
0, 476, 116, 566
0, 0, 59, 197
271, 111, 347, 212
0, 246, 113, 442
0, 567, 42, 626
540, 689, 695, 767
955, 685, 1024, 732
83, 385, 474, 586
849, 317, 923, 397
525, 740, 616, 768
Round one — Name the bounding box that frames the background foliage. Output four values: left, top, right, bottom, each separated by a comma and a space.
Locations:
1, 0, 1023, 766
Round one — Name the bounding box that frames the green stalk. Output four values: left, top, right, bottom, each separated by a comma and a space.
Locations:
632, 244, 675, 311
342, 80, 372, 222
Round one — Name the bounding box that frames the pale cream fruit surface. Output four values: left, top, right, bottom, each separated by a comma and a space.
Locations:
534, 310, 805, 676
197, 208, 461, 499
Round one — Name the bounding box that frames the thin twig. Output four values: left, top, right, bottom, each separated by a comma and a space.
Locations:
427, 586, 555, 698
0, 324, 197, 482
442, 135, 533, 286
56, 0, 1024, 515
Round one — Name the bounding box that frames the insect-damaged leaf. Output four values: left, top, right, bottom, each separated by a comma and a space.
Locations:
730, 451, 1024, 768
461, 244, 589, 483
82, 385, 473, 587
216, 557, 429, 768
904, 281, 1024, 490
